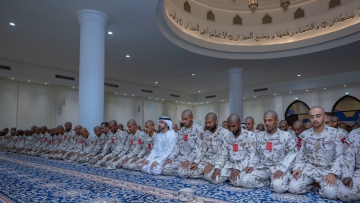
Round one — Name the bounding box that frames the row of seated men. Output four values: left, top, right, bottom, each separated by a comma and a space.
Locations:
0, 108, 360, 202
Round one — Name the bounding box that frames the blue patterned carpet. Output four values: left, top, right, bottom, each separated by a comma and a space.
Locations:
0, 152, 345, 203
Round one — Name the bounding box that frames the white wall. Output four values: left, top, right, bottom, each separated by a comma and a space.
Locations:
0, 79, 359, 130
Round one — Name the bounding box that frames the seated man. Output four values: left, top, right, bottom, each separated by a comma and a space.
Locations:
338, 126, 360, 201
92, 120, 126, 168
51, 122, 76, 159
78, 126, 106, 164
304, 122, 312, 130
107, 119, 144, 170
241, 110, 298, 193
141, 116, 177, 175
162, 109, 204, 177
292, 120, 304, 149
256, 124, 265, 132
279, 120, 296, 140
210, 114, 256, 186
124, 120, 157, 171
289, 106, 342, 200
188, 112, 229, 179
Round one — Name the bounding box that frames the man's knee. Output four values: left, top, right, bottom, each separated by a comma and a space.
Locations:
320, 183, 338, 200
239, 173, 257, 188
271, 178, 288, 193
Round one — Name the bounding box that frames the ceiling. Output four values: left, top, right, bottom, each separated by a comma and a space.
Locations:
0, 0, 359, 95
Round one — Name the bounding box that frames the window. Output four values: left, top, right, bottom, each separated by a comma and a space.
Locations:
262, 14, 272, 24
207, 11, 215, 21
285, 100, 310, 125
294, 8, 304, 19
184, 1, 190, 13
332, 95, 360, 122
233, 15, 242, 25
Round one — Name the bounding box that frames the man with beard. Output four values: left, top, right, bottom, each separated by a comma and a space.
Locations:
187, 112, 229, 179
289, 106, 342, 200
210, 114, 256, 186
106, 119, 144, 170
279, 120, 296, 140
162, 110, 204, 177
92, 120, 126, 168
125, 120, 157, 170
292, 120, 304, 149
222, 121, 229, 130
51, 122, 76, 159
241, 110, 298, 193
142, 116, 177, 175
78, 126, 106, 164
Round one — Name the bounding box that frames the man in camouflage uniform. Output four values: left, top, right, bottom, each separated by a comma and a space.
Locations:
337, 127, 360, 201
210, 114, 256, 186
241, 110, 298, 193
186, 112, 228, 179
124, 120, 157, 171
107, 119, 144, 170
163, 109, 204, 177
289, 106, 342, 200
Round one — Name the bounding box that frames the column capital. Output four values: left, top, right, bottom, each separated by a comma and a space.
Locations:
228, 67, 244, 74
76, 9, 109, 26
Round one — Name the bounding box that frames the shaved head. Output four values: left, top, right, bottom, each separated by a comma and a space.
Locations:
245, 116, 255, 132
205, 112, 217, 121
310, 106, 325, 113
245, 117, 254, 123
145, 120, 155, 126
109, 120, 118, 126
181, 109, 193, 117
127, 119, 137, 126
228, 114, 241, 123
264, 110, 278, 119
181, 109, 193, 128
227, 114, 241, 136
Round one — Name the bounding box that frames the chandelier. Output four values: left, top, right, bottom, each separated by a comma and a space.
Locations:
248, 0, 258, 12
280, 0, 290, 11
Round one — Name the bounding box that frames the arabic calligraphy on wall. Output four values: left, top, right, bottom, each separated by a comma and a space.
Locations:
166, 9, 358, 44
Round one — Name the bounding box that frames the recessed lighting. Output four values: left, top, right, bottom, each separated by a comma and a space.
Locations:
195, 103, 197, 105
345, 92, 349, 95
156, 98, 157, 100
162, 99, 164, 101
9, 22, 15, 26
148, 97, 151, 99
274, 93, 276, 95
324, 87, 326, 89
243, 97, 245, 99
191, 73, 195, 76
295, 97, 298, 100
254, 96, 256, 98
182, 102, 184, 103
207, 102, 208, 103
344, 85, 346, 87
28, 80, 30, 82
175, 101, 177, 103
126, 55, 130, 58
289, 92, 292, 94
108, 31, 113, 35
72, 86, 74, 88
132, 95, 134, 97
221, 100, 223, 102
200, 103, 202, 104
297, 74, 301, 77
198, 91, 201, 93
45, 83, 47, 85
115, 93, 118, 94
11, 78, 14, 80
188, 103, 190, 104
124, 94, 126, 96
306, 90, 308, 92
155, 82, 158, 84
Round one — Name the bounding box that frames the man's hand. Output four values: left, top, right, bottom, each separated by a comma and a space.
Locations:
122, 157, 130, 165
342, 177, 353, 187
292, 170, 302, 180
230, 169, 240, 181
273, 170, 284, 180
106, 156, 113, 162
211, 169, 221, 182
131, 157, 139, 163
204, 163, 214, 175
150, 161, 158, 170
324, 173, 337, 187
142, 160, 149, 167
190, 163, 198, 170
97, 155, 103, 160
180, 160, 190, 170
163, 159, 172, 168
112, 156, 120, 161
245, 167, 253, 174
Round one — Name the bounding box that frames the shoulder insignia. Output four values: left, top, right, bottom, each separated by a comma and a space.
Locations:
344, 139, 353, 145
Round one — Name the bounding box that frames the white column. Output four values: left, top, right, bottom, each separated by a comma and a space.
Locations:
77, 10, 108, 130
228, 68, 244, 121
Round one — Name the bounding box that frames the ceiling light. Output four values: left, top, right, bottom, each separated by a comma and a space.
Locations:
280, 0, 290, 11
148, 97, 151, 99
124, 94, 126, 96
188, 103, 190, 104
195, 103, 197, 105
11, 78, 14, 80
198, 91, 201, 93
9, 22, 15, 26
344, 85, 346, 87
249, 0, 258, 12
200, 103, 202, 104
306, 90, 308, 92
274, 93, 276, 95
182, 102, 184, 103
156, 98, 157, 100
126, 55, 130, 58
175, 101, 177, 103
295, 97, 298, 100
324, 87, 327, 89
28, 80, 30, 82
45, 83, 47, 85
108, 31, 113, 35
155, 82, 158, 84
72, 86, 74, 88
132, 95, 134, 97
289, 92, 292, 94
162, 99, 164, 101
254, 96, 256, 98
207, 102, 209, 103
243, 97, 245, 99
221, 100, 223, 102
345, 92, 349, 95
191, 73, 195, 76
115, 93, 118, 94
297, 74, 301, 77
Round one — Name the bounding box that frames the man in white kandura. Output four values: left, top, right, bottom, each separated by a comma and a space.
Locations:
141, 116, 177, 175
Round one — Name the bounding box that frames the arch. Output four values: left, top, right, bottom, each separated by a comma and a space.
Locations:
332, 95, 360, 122
294, 8, 305, 19
285, 100, 310, 126
207, 10, 215, 21
184, 1, 191, 13
329, 0, 341, 9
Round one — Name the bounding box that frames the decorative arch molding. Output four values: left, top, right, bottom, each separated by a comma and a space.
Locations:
285, 100, 310, 118
158, 0, 360, 59
332, 95, 360, 112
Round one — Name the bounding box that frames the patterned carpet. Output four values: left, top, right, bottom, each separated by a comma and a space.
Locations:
0, 152, 345, 203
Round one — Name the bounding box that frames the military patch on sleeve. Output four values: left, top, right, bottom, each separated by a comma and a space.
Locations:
342, 139, 353, 153
298, 134, 304, 139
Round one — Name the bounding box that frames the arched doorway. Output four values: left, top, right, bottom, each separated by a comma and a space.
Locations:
332, 95, 360, 124
285, 100, 310, 126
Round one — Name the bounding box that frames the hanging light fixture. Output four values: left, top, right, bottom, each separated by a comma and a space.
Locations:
249, 0, 258, 12
280, 0, 290, 11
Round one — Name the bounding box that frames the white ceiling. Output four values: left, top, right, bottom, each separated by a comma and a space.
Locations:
0, 0, 359, 95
